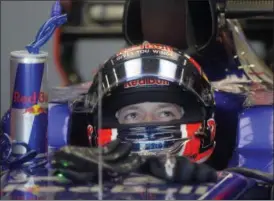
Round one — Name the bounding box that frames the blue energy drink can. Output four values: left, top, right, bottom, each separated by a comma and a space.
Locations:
10, 50, 48, 157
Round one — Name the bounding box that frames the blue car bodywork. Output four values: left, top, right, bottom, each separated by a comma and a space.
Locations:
1, 83, 272, 200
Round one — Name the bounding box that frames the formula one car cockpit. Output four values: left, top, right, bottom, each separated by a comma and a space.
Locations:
1, 0, 273, 200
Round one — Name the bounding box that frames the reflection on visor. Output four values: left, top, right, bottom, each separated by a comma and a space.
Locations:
159, 59, 177, 79
124, 59, 142, 78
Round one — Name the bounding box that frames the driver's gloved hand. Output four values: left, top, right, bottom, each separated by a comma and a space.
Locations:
52, 139, 217, 184
139, 154, 218, 184
51, 139, 143, 183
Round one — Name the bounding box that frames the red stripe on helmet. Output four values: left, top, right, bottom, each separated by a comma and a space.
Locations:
98, 129, 112, 146
180, 123, 202, 162
97, 128, 118, 146
188, 57, 202, 74
195, 147, 214, 163
207, 118, 216, 141
181, 123, 215, 163
186, 123, 202, 138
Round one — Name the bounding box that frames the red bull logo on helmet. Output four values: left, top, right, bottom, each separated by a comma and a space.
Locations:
124, 78, 170, 89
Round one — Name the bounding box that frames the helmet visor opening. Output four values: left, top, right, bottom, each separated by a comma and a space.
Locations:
86, 57, 213, 111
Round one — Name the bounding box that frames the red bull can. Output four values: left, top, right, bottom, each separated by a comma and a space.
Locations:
10, 50, 48, 156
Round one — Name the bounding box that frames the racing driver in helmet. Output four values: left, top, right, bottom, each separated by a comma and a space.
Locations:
68, 42, 216, 164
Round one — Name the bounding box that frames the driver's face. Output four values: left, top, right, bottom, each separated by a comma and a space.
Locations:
116, 102, 183, 124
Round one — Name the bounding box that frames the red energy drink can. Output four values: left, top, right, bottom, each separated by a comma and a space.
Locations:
10, 50, 48, 157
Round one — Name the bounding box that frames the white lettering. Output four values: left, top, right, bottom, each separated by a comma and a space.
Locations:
123, 175, 165, 185
33, 176, 67, 183
68, 185, 100, 193
69, 186, 90, 193
194, 186, 209, 195
90, 186, 100, 192
148, 187, 178, 194
9, 175, 68, 184
111, 185, 145, 193
2, 184, 18, 192
36, 186, 65, 193
2, 175, 212, 197
117, 44, 173, 56
179, 186, 193, 194
12, 185, 65, 193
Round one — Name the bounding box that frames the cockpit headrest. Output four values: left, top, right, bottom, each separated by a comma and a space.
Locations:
123, 0, 217, 53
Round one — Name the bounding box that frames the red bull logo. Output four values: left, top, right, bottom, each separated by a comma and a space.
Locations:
124, 79, 170, 89
13, 92, 48, 104
23, 104, 47, 116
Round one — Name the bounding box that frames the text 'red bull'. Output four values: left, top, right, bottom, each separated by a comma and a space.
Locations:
13, 92, 48, 104
124, 79, 170, 88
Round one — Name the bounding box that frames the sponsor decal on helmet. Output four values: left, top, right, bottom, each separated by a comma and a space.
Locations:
124, 78, 170, 89
184, 54, 202, 74
202, 72, 210, 83
87, 125, 94, 144
207, 118, 216, 141
116, 43, 173, 56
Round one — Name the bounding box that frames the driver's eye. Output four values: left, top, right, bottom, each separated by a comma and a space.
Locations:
159, 111, 175, 118
125, 112, 138, 121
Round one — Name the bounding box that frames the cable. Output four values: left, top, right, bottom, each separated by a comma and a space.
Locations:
225, 167, 274, 184
53, 27, 70, 86
0, 132, 47, 173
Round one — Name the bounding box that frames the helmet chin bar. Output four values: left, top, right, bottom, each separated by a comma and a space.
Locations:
91, 117, 213, 156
